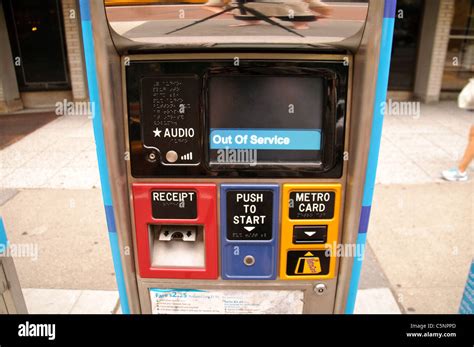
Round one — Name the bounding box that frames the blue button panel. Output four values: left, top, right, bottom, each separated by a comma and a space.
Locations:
220, 184, 279, 280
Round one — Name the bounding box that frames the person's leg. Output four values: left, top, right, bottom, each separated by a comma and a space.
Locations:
442, 125, 474, 181
458, 125, 474, 172
292, 21, 310, 29
230, 19, 262, 27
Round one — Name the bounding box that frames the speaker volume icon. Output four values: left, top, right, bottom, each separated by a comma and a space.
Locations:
180, 152, 193, 161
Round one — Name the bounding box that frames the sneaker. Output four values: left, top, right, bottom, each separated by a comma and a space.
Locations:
441, 168, 468, 181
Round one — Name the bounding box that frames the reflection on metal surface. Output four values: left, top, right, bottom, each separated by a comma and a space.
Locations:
104, 0, 368, 46
106, 0, 205, 4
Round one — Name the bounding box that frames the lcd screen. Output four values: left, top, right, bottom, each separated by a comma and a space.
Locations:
208, 75, 324, 167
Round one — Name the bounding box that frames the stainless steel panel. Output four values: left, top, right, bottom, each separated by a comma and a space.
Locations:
89, 0, 381, 313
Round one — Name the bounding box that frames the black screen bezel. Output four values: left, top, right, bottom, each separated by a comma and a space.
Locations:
126, 58, 348, 178
203, 66, 336, 172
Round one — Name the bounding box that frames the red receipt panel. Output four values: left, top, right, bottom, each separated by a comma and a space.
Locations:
132, 183, 218, 279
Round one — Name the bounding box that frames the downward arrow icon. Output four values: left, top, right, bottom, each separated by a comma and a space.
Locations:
244, 226, 255, 231
304, 231, 316, 237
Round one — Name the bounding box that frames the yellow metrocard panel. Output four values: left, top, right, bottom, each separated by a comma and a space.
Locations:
280, 183, 341, 280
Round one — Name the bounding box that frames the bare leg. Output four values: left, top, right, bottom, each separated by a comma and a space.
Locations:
458, 125, 474, 173
229, 20, 263, 27
203, 6, 232, 14
292, 22, 310, 30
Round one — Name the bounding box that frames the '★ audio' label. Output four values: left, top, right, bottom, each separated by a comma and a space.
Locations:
141, 76, 201, 165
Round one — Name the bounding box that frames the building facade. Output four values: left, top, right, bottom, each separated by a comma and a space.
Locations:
0, 0, 86, 113
389, 0, 473, 102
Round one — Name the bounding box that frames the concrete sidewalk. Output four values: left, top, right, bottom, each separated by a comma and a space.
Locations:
22, 289, 119, 314
377, 101, 474, 184
368, 183, 472, 313
369, 101, 473, 313
0, 114, 99, 189
0, 101, 472, 314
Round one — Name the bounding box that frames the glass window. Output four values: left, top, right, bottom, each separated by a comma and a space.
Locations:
388, 0, 423, 91
2, 0, 70, 91
442, 0, 474, 92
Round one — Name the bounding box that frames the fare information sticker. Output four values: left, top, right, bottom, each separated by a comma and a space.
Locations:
151, 190, 197, 219
289, 191, 335, 219
150, 289, 304, 314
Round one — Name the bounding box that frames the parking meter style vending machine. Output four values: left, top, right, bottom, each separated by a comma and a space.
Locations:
80, 0, 395, 313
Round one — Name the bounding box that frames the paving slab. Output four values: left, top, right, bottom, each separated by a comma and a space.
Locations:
354, 288, 401, 314
22, 288, 119, 314
378, 101, 474, 185
359, 244, 391, 290
0, 110, 58, 150
0, 189, 117, 290
69, 290, 119, 314
22, 288, 81, 314
368, 183, 473, 313
0, 115, 98, 190
0, 189, 18, 207
395, 287, 466, 314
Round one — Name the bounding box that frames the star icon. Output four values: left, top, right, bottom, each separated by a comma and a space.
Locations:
153, 128, 162, 137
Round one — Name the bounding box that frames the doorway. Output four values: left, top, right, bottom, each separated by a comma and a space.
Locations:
3, 0, 71, 91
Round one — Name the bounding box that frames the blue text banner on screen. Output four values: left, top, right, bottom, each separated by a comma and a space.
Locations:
210, 129, 321, 150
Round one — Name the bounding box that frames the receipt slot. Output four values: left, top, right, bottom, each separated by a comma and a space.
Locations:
79, 0, 396, 313
132, 183, 218, 279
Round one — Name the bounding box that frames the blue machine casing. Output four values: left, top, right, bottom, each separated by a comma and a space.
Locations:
220, 184, 279, 280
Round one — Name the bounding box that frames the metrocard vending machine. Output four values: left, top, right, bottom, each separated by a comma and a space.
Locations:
79, 0, 395, 314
